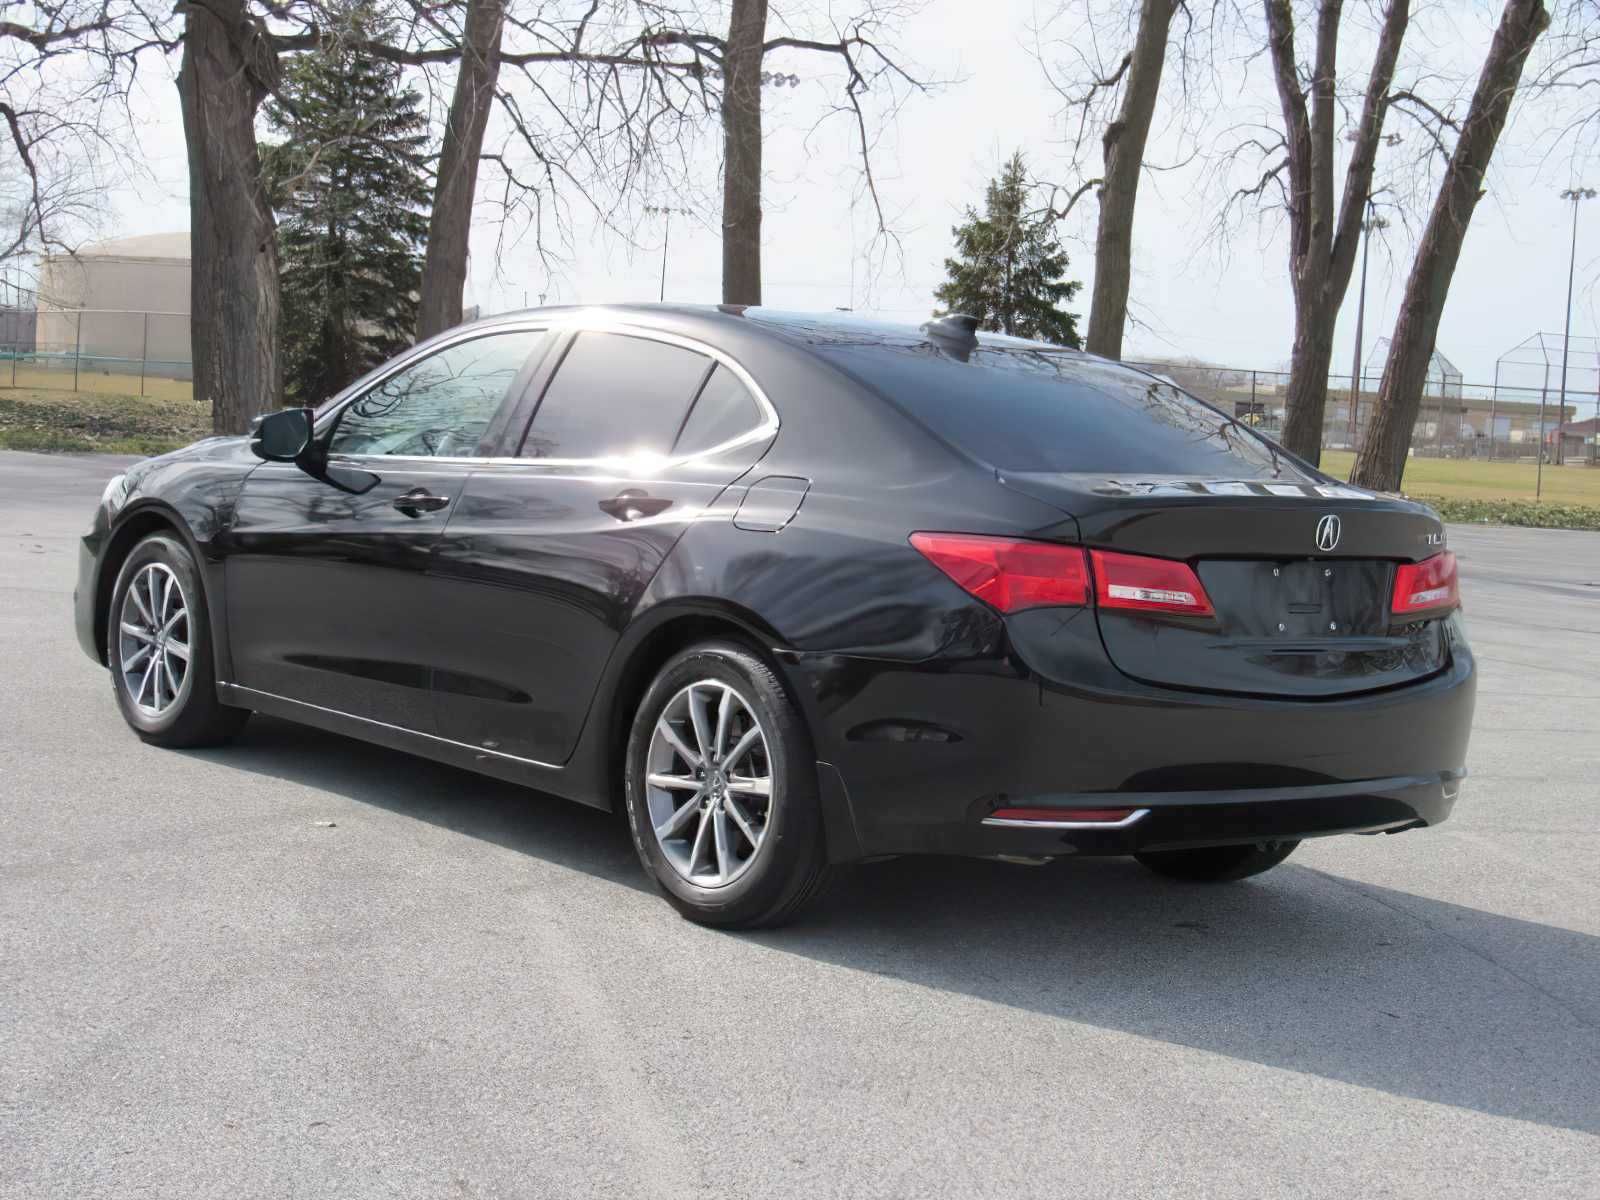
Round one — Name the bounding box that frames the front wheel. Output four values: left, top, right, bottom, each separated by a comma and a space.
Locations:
1134, 840, 1300, 882
107, 533, 249, 748
623, 641, 831, 929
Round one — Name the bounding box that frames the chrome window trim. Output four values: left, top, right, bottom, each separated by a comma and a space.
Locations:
314, 312, 779, 471
980, 807, 1151, 830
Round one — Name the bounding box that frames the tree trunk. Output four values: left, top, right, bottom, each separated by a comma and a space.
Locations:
1084, 0, 1176, 360
721, 0, 767, 305
1350, 0, 1549, 491
1266, 0, 1410, 466
417, 0, 504, 338
177, 0, 281, 434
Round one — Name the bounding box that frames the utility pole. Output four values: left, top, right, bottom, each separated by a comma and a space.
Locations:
1549, 187, 1596, 496
645, 206, 693, 303
1346, 201, 1388, 450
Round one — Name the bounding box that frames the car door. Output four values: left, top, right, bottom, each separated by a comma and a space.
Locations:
427, 326, 777, 764
223, 325, 553, 731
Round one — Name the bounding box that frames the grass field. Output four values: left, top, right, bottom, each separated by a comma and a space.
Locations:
1318, 449, 1600, 504
0, 387, 208, 455
1, 363, 194, 403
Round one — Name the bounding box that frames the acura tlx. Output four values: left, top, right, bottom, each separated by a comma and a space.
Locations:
74, 306, 1474, 927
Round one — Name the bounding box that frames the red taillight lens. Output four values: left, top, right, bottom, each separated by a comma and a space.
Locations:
1089, 549, 1215, 617
1391, 551, 1458, 615
910, 533, 1090, 613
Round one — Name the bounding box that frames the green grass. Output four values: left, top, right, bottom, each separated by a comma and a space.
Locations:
1318, 449, 1600, 505
0, 387, 208, 455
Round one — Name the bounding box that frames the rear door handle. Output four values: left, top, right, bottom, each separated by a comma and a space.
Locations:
599, 489, 673, 522
393, 488, 451, 517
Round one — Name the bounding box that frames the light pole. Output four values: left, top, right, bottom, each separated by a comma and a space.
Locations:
1547, 186, 1596, 498
644, 205, 693, 302
1346, 201, 1389, 450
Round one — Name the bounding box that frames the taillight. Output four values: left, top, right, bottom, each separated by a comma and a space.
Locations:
909, 533, 1090, 613
1089, 549, 1215, 617
1392, 551, 1458, 615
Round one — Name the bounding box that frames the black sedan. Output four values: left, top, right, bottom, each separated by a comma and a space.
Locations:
74, 305, 1475, 927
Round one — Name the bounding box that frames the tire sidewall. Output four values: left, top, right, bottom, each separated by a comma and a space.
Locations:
107, 533, 210, 738
624, 642, 820, 924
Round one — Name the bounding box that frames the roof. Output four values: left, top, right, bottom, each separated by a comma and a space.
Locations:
1555, 417, 1600, 435
475, 302, 1070, 353
65, 233, 190, 261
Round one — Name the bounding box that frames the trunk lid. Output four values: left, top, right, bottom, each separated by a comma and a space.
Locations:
1002, 472, 1453, 698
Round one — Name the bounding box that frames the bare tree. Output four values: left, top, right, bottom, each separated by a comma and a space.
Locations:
1, 0, 169, 263
416, 0, 504, 339
1350, 0, 1550, 491
721, 0, 766, 303
176, 0, 284, 434
637, 1, 925, 305
1041, 0, 1180, 360
1260, 0, 1412, 466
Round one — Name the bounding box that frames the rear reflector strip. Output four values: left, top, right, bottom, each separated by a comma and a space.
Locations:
982, 807, 1150, 829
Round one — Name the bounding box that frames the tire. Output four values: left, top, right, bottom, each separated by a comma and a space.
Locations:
106, 532, 249, 748
623, 640, 831, 929
1134, 839, 1300, 883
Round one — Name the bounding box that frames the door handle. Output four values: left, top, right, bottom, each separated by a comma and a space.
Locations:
392, 488, 451, 517
599, 489, 673, 522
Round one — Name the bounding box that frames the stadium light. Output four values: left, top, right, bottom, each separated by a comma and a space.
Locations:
1548, 187, 1598, 496
645, 205, 695, 302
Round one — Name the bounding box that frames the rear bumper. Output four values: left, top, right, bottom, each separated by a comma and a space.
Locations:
781, 609, 1476, 861
966, 771, 1460, 858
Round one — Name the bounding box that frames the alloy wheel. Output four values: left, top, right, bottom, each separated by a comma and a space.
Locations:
117, 561, 191, 718
645, 680, 775, 887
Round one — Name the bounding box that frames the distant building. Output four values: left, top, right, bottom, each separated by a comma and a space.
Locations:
35, 233, 191, 376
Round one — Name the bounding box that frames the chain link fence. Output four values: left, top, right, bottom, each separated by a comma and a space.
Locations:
0, 308, 193, 401
1133, 361, 1599, 465
2, 309, 1597, 464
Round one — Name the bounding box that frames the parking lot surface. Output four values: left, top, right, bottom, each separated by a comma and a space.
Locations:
2, 449, 1597, 1199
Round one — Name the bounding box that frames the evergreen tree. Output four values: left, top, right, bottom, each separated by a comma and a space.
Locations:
263, 9, 431, 404
934, 152, 1082, 347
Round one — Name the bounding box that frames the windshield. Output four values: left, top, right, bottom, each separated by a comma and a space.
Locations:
819, 339, 1306, 480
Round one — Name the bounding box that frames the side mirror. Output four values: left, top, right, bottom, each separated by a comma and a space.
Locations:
250, 407, 314, 463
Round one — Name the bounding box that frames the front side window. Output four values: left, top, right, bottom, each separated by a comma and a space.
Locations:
519, 332, 712, 459
328, 330, 549, 458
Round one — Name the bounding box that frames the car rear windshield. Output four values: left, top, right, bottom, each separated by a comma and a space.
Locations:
820, 339, 1303, 479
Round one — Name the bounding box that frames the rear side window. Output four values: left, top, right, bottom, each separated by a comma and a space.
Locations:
820, 342, 1305, 479
673, 365, 766, 456
520, 332, 711, 459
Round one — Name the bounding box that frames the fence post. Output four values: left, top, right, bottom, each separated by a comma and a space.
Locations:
72, 313, 81, 390
140, 313, 149, 397
1489, 364, 1498, 461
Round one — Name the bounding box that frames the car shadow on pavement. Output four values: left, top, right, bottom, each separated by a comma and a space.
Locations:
196, 715, 1600, 1139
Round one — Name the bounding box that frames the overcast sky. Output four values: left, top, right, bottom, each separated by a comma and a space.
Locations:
98, 0, 1600, 392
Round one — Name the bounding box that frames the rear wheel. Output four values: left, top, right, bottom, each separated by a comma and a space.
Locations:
107, 533, 249, 748
623, 641, 830, 929
1134, 840, 1300, 882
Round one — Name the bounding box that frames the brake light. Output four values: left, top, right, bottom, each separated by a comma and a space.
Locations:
1090, 549, 1215, 617
1392, 552, 1458, 615
910, 533, 1090, 613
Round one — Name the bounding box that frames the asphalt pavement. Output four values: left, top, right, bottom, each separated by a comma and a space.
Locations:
2, 449, 1597, 1199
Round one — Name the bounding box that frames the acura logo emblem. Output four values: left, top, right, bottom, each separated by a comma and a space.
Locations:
1315, 514, 1342, 552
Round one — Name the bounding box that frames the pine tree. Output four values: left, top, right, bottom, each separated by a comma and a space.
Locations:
263, 8, 431, 405
934, 152, 1082, 347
